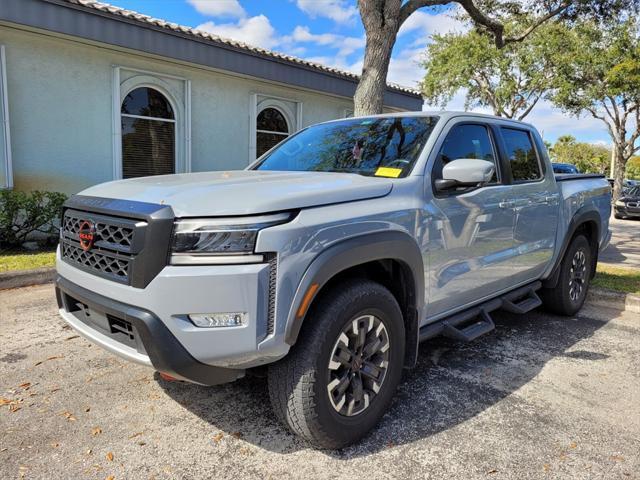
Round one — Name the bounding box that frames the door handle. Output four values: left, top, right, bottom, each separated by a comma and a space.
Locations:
543, 195, 558, 204
499, 200, 516, 209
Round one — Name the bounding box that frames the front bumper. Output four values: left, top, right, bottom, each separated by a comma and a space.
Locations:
56, 276, 243, 385
615, 205, 640, 217
56, 247, 290, 373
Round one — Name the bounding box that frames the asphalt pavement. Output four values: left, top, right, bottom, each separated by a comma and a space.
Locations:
600, 215, 640, 268
1, 284, 638, 479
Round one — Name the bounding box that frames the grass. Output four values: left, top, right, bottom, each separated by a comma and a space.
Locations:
0, 250, 56, 273
593, 264, 640, 295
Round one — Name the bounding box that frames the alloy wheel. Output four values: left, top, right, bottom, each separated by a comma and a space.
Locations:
569, 248, 587, 302
326, 314, 390, 417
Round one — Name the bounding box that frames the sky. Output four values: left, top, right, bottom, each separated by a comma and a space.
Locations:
108, 0, 610, 145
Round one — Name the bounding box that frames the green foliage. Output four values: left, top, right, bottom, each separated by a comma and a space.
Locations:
0, 190, 67, 248
550, 20, 640, 115
627, 156, 640, 180
549, 135, 611, 174
548, 18, 639, 199
420, 21, 565, 119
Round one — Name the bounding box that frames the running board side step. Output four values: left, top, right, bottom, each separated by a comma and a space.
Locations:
442, 309, 495, 342
501, 284, 542, 314
419, 281, 542, 343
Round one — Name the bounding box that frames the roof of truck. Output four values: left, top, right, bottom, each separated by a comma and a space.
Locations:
323, 111, 536, 128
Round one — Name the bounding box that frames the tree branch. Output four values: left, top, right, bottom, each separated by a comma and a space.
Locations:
517, 94, 542, 120
399, 0, 453, 25
587, 106, 617, 140
503, 2, 572, 45
607, 95, 622, 126
455, 0, 506, 47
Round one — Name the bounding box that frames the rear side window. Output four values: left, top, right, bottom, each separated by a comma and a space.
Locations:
501, 128, 542, 182
434, 124, 498, 182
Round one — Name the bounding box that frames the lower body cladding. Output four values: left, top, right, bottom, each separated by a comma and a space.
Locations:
55, 251, 288, 386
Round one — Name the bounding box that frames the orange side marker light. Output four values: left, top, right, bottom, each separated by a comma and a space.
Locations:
296, 283, 320, 319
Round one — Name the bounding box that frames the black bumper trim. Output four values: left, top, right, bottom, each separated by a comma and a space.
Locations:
55, 275, 244, 386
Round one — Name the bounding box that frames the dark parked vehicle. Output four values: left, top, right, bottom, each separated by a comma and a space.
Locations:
552, 163, 580, 174
614, 186, 640, 219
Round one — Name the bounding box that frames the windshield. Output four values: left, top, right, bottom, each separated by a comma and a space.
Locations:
253, 116, 438, 178
628, 186, 640, 197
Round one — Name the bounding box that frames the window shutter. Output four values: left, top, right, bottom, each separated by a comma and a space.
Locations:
121, 87, 175, 178
122, 117, 175, 178
0, 45, 12, 188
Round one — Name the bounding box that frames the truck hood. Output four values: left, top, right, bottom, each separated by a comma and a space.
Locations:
79, 170, 393, 217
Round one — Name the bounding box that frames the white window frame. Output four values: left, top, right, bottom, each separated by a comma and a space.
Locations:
0, 46, 13, 189
112, 66, 191, 180
249, 93, 302, 162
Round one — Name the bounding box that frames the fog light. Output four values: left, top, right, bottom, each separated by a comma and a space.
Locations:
188, 312, 247, 328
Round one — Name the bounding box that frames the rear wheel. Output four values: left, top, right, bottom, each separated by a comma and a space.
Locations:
268, 279, 405, 449
541, 234, 592, 316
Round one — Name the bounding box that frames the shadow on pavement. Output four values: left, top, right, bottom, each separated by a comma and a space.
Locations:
157, 305, 617, 457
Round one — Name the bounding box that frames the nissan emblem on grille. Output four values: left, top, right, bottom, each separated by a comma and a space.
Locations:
78, 220, 96, 251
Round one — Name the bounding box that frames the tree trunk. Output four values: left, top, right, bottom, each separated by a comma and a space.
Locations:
612, 144, 626, 202
354, 0, 401, 116
609, 144, 616, 179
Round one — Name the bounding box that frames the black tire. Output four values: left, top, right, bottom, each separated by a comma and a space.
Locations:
541, 234, 592, 316
268, 279, 405, 449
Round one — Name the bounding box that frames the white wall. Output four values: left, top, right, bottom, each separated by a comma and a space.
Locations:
0, 26, 362, 194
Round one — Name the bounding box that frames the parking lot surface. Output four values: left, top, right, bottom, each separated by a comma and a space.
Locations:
600, 215, 640, 268
1, 284, 638, 479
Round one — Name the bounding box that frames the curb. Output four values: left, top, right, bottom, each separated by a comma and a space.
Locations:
0, 267, 56, 290
587, 287, 640, 314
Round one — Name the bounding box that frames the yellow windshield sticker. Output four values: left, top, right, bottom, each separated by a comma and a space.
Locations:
375, 167, 403, 178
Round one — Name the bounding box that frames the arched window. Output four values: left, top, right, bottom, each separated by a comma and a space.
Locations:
256, 107, 289, 157
121, 87, 175, 178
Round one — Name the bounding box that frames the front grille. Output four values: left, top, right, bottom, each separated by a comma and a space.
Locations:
628, 202, 638, 208
63, 211, 135, 253
60, 208, 146, 284
59, 196, 174, 288
62, 242, 130, 280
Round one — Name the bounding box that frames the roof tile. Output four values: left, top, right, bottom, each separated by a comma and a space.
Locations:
62, 0, 420, 97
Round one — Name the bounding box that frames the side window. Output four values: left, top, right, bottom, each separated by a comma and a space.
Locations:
434, 124, 498, 182
501, 128, 542, 182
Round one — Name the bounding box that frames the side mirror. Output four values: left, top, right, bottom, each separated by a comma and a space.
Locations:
435, 159, 495, 192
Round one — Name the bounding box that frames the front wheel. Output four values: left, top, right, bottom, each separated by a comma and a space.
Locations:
541, 234, 592, 316
268, 279, 405, 449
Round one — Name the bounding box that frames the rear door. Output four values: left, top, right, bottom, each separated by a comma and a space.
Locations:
498, 127, 558, 283
425, 120, 517, 318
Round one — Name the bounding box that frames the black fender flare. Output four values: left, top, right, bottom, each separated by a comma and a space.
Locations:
543, 205, 601, 288
284, 230, 425, 367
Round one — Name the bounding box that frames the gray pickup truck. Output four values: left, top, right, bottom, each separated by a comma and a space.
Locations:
55, 112, 611, 448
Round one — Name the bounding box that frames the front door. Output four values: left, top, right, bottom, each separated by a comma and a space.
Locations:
425, 121, 517, 320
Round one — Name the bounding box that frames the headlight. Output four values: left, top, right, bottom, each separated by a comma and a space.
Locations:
170, 212, 291, 265
615, 200, 625, 207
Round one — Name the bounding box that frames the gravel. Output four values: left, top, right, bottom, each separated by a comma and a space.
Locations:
1, 284, 638, 479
